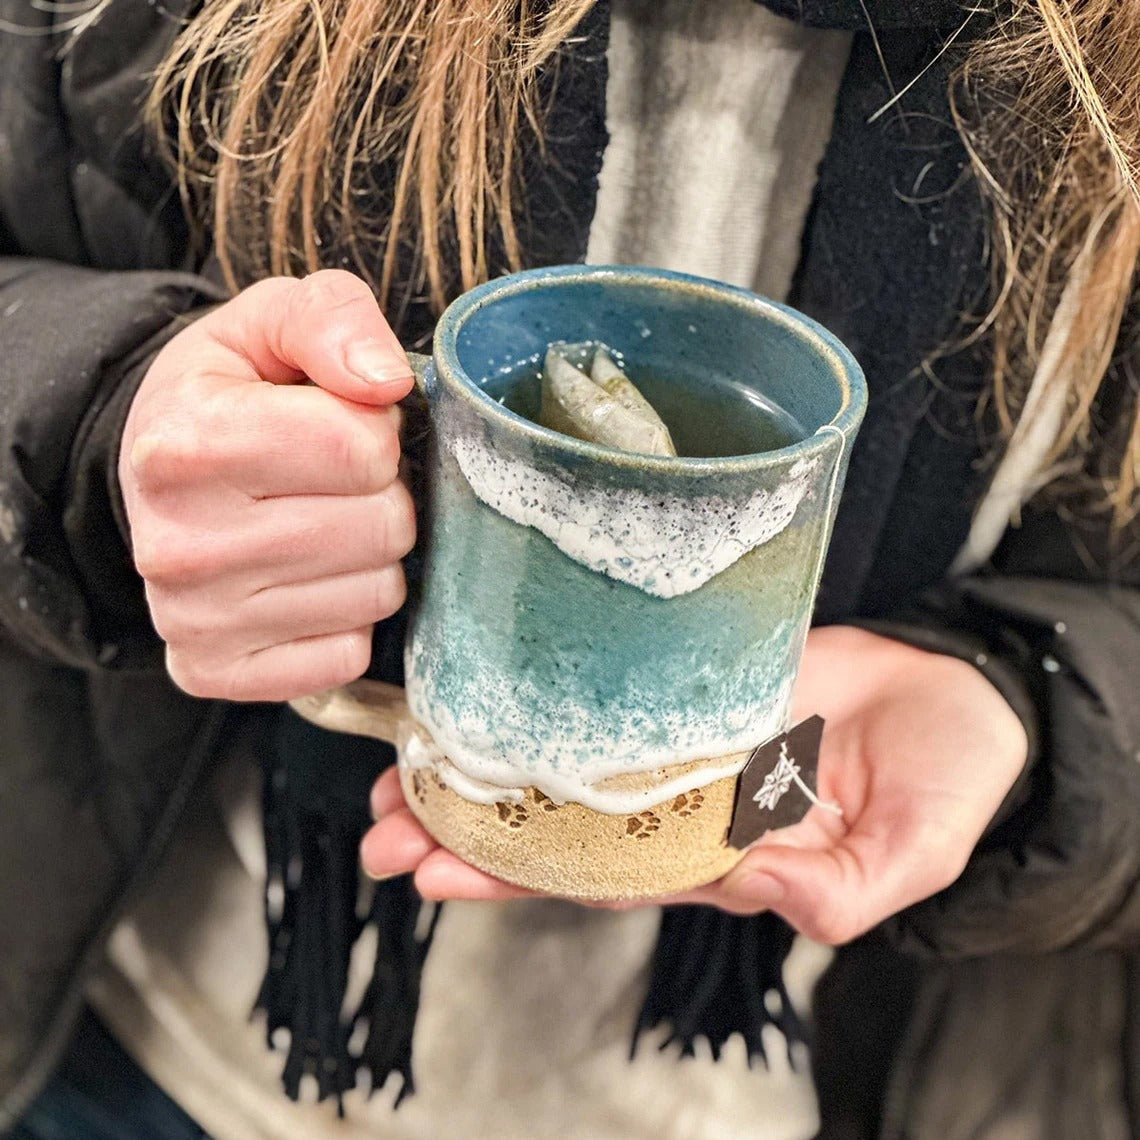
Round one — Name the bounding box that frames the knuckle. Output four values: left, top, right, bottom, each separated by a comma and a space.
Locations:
284, 271, 384, 367
365, 505, 398, 567
337, 423, 389, 494
238, 277, 293, 307
129, 385, 255, 494
213, 671, 261, 704
383, 484, 417, 559
371, 567, 407, 621
251, 276, 298, 302
130, 531, 164, 581
131, 528, 182, 582
309, 267, 375, 302
146, 597, 184, 646
164, 649, 219, 700
147, 593, 216, 648
306, 412, 391, 494
374, 417, 402, 483
133, 533, 222, 587
334, 630, 373, 685
190, 654, 266, 704
128, 430, 199, 493
292, 269, 375, 326
194, 389, 243, 447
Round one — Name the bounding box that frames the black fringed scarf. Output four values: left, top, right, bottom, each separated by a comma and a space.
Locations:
252, 0, 992, 1109
256, 708, 808, 1109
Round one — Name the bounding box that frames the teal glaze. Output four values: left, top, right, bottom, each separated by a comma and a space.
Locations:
404, 266, 866, 811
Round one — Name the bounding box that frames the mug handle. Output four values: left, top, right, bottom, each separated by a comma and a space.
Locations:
290, 679, 413, 745
287, 351, 433, 743
407, 351, 432, 395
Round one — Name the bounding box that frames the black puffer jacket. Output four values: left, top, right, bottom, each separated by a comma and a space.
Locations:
1, 1, 1138, 1136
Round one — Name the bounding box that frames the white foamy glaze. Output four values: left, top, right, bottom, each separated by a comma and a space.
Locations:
401, 718, 760, 815
404, 653, 793, 814
403, 732, 525, 805
448, 433, 819, 598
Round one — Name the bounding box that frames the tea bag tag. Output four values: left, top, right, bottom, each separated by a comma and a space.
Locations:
727, 715, 840, 849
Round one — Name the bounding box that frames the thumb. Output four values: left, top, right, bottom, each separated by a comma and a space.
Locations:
719, 829, 938, 946
206, 270, 415, 406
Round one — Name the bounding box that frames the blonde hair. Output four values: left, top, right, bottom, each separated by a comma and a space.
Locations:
149, 0, 597, 320
149, 0, 1140, 524
952, 0, 1140, 529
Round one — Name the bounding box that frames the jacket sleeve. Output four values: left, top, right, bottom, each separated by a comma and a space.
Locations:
0, 258, 223, 670
862, 574, 1140, 955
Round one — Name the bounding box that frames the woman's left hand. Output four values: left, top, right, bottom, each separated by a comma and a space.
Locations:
360, 626, 1028, 944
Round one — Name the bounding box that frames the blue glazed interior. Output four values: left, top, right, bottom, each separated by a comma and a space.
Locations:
443, 266, 862, 457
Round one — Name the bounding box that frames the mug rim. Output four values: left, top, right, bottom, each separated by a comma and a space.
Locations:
432, 264, 867, 473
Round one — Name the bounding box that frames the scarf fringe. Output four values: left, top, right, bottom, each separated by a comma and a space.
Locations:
257, 708, 436, 1111
633, 906, 808, 1066
353, 884, 441, 1107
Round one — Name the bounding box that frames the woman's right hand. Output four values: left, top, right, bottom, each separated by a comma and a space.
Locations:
119, 270, 416, 703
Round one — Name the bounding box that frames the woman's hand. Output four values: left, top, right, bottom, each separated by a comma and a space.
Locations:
120, 270, 416, 703
361, 626, 1029, 944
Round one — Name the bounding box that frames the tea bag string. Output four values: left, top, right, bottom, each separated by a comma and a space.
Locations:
809, 422, 850, 603
781, 419, 849, 741
769, 422, 850, 819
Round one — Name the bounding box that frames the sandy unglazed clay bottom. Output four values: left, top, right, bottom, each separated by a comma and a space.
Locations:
399, 761, 746, 900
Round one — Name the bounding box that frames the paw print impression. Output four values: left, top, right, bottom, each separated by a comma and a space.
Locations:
495, 801, 529, 829
411, 772, 429, 806
532, 789, 559, 813
669, 791, 705, 818
625, 811, 661, 840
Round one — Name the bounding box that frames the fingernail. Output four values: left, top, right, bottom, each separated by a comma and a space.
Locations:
725, 870, 785, 906
346, 340, 414, 386
363, 867, 402, 883
360, 845, 401, 883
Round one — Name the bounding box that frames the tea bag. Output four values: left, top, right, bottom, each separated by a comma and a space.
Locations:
541, 343, 677, 456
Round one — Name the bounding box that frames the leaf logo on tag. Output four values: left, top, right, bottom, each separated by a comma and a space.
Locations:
727, 716, 839, 849
752, 740, 804, 811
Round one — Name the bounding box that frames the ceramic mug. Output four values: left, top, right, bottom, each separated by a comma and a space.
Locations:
292, 265, 866, 899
